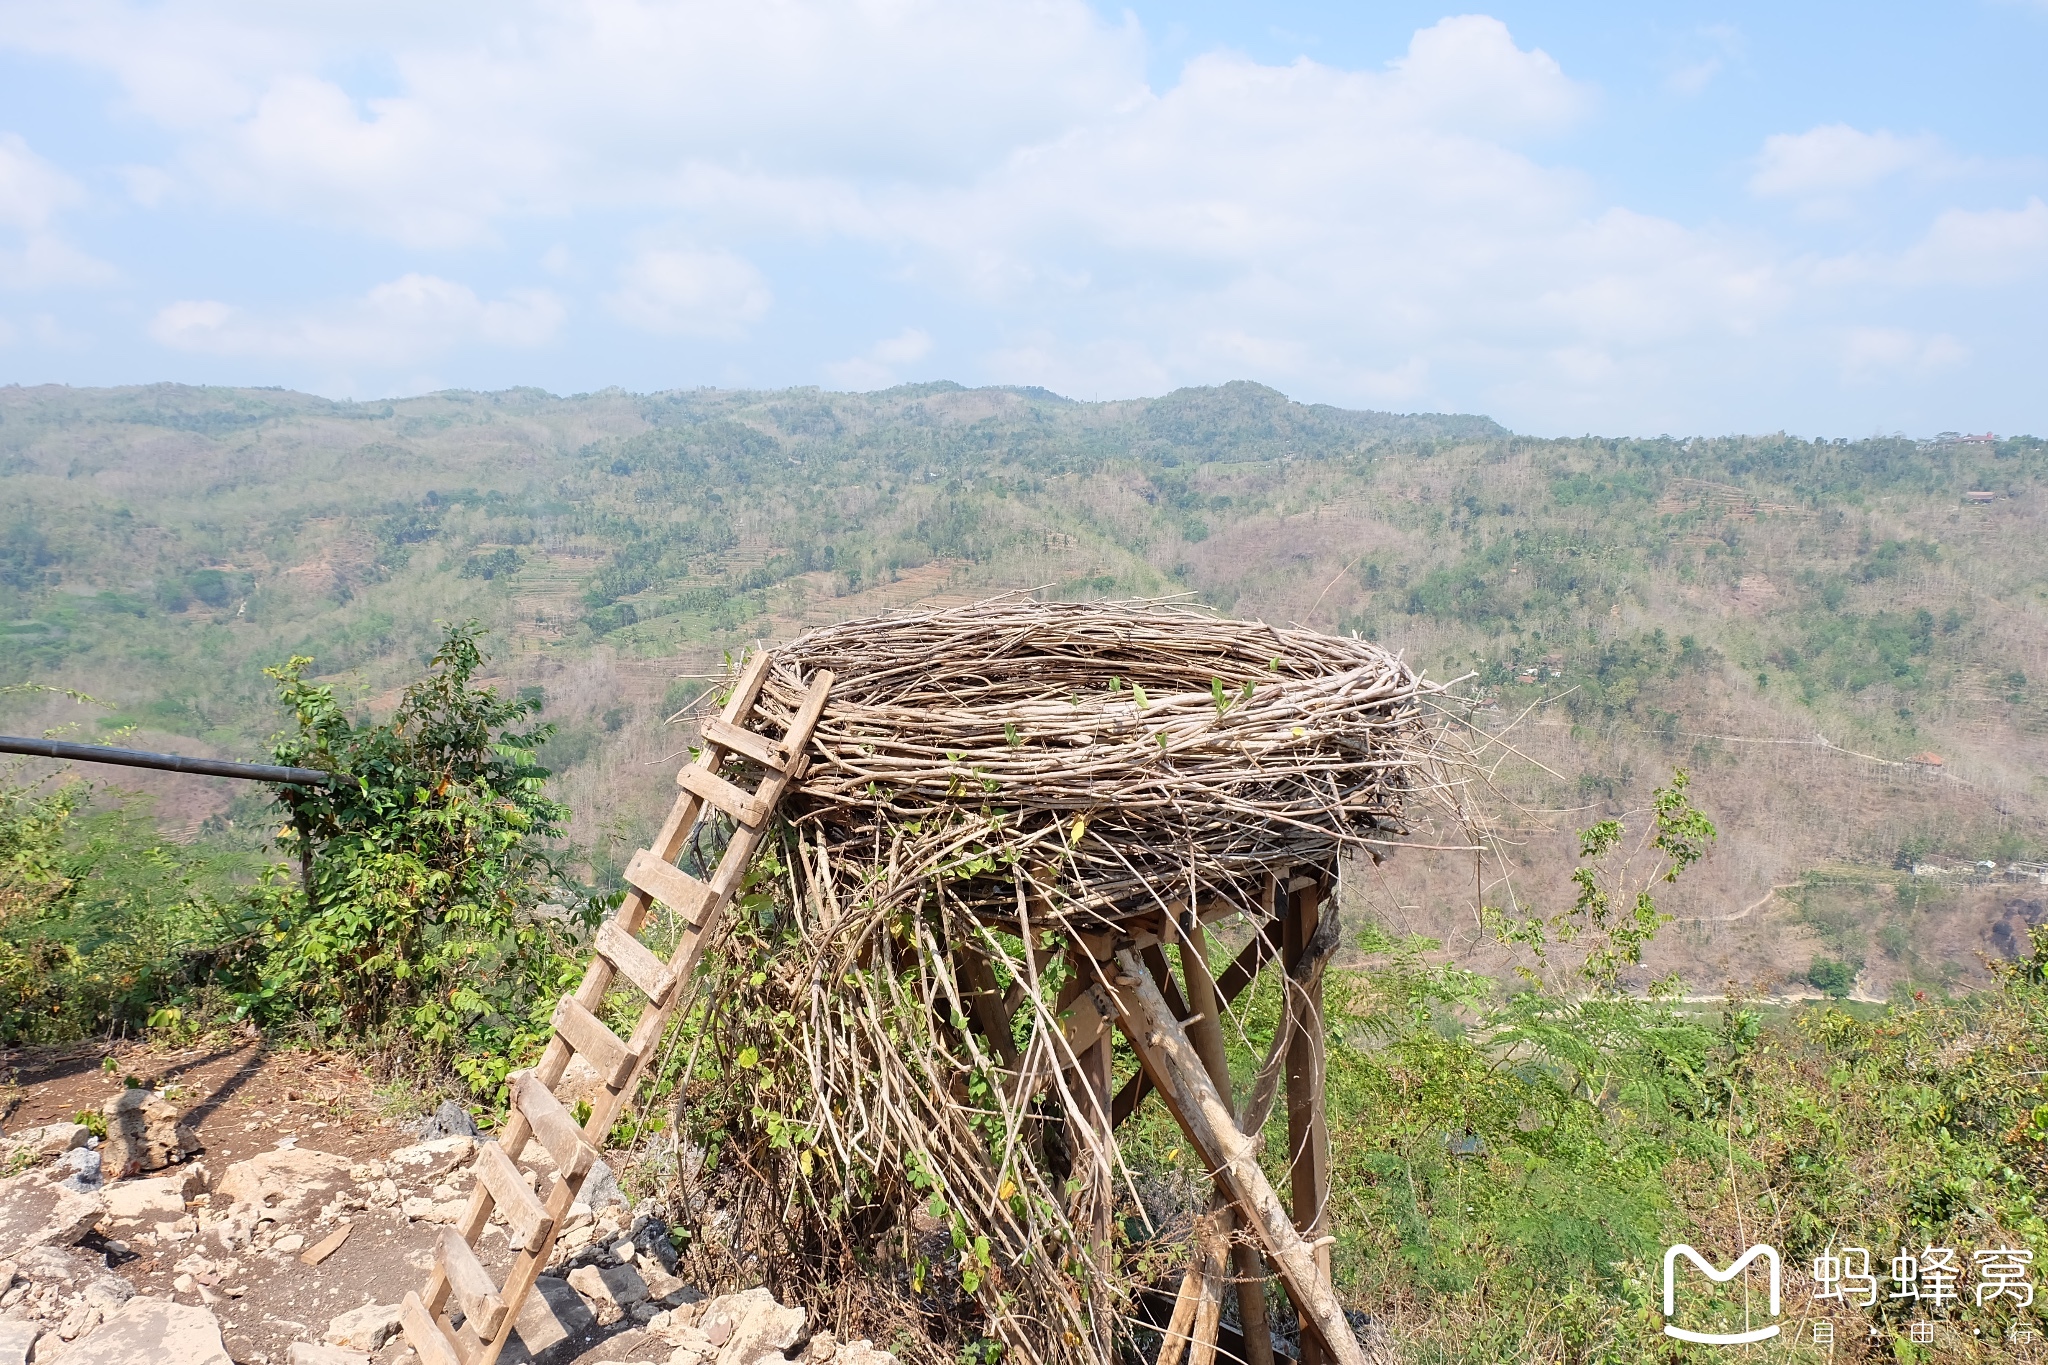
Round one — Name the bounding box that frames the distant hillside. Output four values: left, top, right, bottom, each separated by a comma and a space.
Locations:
2, 379, 2042, 998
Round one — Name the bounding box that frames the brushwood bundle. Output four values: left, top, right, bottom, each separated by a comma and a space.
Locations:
753, 597, 1439, 926
670, 600, 1444, 1365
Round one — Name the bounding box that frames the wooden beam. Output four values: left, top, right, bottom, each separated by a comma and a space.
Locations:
956, 945, 1021, 1069
1153, 1264, 1203, 1365
1284, 873, 1335, 1365
1105, 949, 1366, 1365
1074, 1016, 1114, 1279
1189, 1214, 1228, 1365
1178, 920, 1275, 1365
1113, 923, 1278, 1128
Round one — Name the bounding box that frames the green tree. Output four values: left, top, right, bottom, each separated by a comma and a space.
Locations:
1806, 957, 1856, 998
0, 766, 249, 1045
244, 621, 589, 1095
1485, 769, 1717, 992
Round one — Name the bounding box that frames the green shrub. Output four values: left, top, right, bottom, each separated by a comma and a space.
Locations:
0, 770, 250, 1045
244, 621, 595, 1099
1807, 956, 1857, 998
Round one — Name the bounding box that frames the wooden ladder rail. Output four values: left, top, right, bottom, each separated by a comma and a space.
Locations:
401, 653, 834, 1365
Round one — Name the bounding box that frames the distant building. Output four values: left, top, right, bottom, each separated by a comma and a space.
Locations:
1964, 491, 1998, 503
1908, 751, 1944, 767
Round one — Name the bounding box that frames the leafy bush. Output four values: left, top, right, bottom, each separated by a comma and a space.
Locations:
0, 768, 250, 1044
1807, 956, 1856, 998
245, 621, 595, 1097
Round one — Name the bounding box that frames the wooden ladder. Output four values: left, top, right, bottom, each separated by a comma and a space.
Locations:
399, 651, 833, 1365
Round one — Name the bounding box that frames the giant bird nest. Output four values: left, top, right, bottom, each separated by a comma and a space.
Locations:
752, 596, 1440, 927
668, 599, 1450, 1365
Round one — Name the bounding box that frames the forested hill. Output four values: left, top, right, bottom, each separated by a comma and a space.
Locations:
3, 379, 2045, 998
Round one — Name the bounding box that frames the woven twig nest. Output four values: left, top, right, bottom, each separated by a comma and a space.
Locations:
754, 597, 1438, 926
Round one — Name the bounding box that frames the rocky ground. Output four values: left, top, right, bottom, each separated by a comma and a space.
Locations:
0, 1038, 887, 1365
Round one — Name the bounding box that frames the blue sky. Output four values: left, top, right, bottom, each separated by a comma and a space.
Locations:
1, 2, 2044, 437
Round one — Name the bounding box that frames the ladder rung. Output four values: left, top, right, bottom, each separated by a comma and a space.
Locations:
624, 849, 714, 924
438, 1226, 508, 1342
552, 995, 637, 1089
676, 763, 769, 827
474, 1140, 552, 1250
512, 1072, 598, 1180
702, 715, 793, 771
596, 919, 676, 1003
401, 1292, 463, 1365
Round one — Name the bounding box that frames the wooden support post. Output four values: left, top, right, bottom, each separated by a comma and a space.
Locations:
1177, 919, 1275, 1365
1105, 949, 1366, 1365
957, 945, 1021, 1069
1188, 1212, 1229, 1365
1062, 950, 1116, 1282
1283, 872, 1334, 1365
1113, 926, 1278, 1129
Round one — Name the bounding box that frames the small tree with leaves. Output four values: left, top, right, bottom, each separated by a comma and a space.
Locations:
242, 622, 591, 1095
1485, 769, 1717, 994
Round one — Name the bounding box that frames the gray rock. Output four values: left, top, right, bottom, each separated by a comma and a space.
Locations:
567, 1262, 647, 1326
700, 1287, 806, 1365
500, 1275, 598, 1365
580, 1158, 629, 1212
50, 1296, 231, 1364
419, 1099, 481, 1140
288, 1343, 372, 1364
16, 1245, 82, 1283
217, 1148, 354, 1225
0, 1321, 40, 1365
631, 1213, 681, 1273
83, 1276, 136, 1313
57, 1147, 103, 1194
0, 1171, 103, 1251
101, 1171, 199, 1225
2, 1123, 89, 1163
100, 1091, 199, 1178
323, 1301, 403, 1353
832, 1340, 900, 1365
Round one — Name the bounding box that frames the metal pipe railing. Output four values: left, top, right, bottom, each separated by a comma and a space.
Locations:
0, 735, 335, 787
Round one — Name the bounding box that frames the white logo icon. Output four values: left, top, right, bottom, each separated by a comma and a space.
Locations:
1663, 1244, 1782, 1344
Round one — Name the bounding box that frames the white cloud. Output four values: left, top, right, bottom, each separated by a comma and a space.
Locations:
1812, 198, 2048, 290
1840, 326, 1968, 383
1896, 198, 2048, 284
0, 132, 80, 230
0, 133, 116, 288
788, 20, 1768, 409
1381, 15, 1587, 139
1663, 24, 1743, 97
150, 273, 563, 363
605, 248, 770, 336
1750, 124, 1952, 211
2, 0, 1145, 246
825, 328, 932, 389
1, 5, 2041, 430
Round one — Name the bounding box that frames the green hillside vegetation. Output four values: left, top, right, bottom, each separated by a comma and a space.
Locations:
2, 379, 2042, 998
3, 378, 2047, 1359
